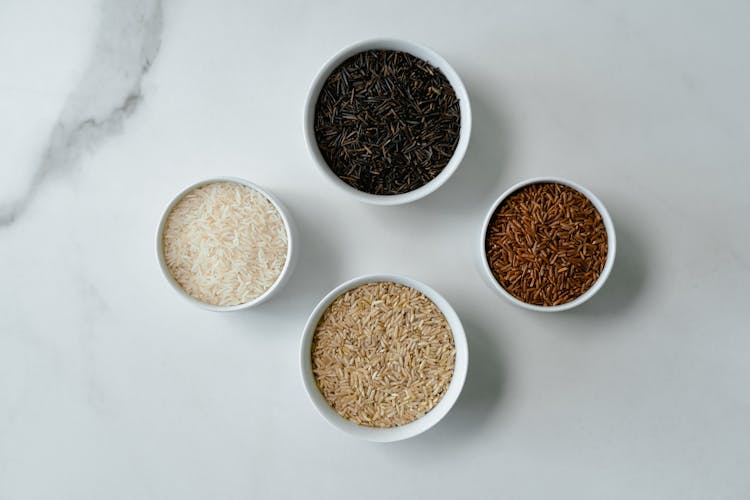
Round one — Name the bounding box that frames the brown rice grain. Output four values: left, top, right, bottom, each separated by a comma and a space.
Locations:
311, 282, 455, 428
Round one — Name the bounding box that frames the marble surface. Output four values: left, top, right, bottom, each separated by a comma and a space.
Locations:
1, 1, 749, 498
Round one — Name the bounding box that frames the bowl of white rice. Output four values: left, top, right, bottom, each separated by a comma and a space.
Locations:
157, 177, 297, 311
300, 274, 468, 442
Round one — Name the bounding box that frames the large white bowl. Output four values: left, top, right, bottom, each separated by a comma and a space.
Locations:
300, 274, 469, 442
156, 177, 297, 312
479, 177, 616, 312
303, 38, 472, 205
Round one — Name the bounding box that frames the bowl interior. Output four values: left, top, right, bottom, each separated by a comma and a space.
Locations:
304, 38, 472, 205
300, 274, 468, 442
480, 177, 616, 312
156, 177, 296, 312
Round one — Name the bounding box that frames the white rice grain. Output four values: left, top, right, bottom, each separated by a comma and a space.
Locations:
162, 182, 287, 306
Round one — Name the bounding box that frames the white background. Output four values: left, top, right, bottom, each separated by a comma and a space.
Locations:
1, 1, 749, 498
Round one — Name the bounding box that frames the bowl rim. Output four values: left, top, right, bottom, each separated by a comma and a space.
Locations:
156, 176, 296, 312
299, 274, 469, 442
303, 37, 472, 206
479, 176, 617, 312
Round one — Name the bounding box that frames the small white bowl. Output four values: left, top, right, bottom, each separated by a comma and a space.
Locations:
300, 274, 469, 442
479, 177, 616, 312
156, 177, 297, 312
303, 38, 472, 205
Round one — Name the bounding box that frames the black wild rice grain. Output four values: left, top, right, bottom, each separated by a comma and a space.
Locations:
313, 49, 461, 195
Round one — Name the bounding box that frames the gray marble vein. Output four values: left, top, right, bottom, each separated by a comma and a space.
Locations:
0, 0, 163, 227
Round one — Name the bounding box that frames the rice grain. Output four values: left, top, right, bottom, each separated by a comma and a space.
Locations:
311, 282, 455, 428
485, 182, 608, 306
162, 181, 288, 306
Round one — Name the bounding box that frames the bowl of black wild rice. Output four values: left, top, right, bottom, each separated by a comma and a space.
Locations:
304, 39, 471, 205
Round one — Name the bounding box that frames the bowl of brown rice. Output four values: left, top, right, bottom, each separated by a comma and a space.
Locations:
157, 177, 297, 311
479, 177, 616, 312
300, 274, 468, 442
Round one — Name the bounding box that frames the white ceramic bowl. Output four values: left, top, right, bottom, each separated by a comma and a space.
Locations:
300, 274, 469, 442
479, 177, 616, 312
156, 177, 297, 312
303, 38, 472, 205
